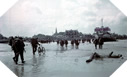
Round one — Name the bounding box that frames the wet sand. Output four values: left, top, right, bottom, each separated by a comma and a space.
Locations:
0, 40, 127, 77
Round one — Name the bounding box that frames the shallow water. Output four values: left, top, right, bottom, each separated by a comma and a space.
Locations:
0, 40, 127, 77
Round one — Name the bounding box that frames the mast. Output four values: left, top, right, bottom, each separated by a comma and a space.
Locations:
101, 18, 104, 32
101, 18, 103, 27
55, 28, 57, 34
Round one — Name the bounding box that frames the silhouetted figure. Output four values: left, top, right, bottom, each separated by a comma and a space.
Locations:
9, 36, 14, 47
60, 40, 64, 47
82, 39, 85, 43
93, 38, 99, 49
9, 37, 17, 61
9, 37, 15, 51
31, 38, 39, 55
88, 39, 91, 43
71, 40, 74, 49
75, 40, 79, 49
71, 40, 74, 46
60, 40, 65, 51
14, 37, 25, 64
65, 40, 68, 47
57, 40, 59, 45
98, 37, 104, 49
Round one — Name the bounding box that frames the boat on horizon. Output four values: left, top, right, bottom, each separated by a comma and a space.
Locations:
93, 19, 116, 42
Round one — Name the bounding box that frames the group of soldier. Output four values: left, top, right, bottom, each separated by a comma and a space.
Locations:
93, 37, 104, 49
9, 37, 40, 64
71, 40, 80, 49
57, 39, 89, 49
57, 40, 68, 47
9, 36, 104, 64
56, 37, 104, 49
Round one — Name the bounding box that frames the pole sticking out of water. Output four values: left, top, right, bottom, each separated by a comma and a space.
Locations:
101, 18, 103, 27
101, 18, 104, 32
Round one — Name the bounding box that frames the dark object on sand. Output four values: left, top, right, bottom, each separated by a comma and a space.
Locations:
86, 52, 101, 63
108, 51, 122, 58
86, 51, 122, 63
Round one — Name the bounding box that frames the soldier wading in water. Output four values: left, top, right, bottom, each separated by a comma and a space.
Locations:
93, 37, 104, 49
31, 38, 39, 55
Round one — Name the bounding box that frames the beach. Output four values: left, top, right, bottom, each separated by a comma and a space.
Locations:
0, 40, 127, 77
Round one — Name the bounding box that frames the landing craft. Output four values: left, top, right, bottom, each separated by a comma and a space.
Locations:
93, 19, 116, 42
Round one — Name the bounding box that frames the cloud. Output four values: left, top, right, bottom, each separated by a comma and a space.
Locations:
0, 0, 126, 37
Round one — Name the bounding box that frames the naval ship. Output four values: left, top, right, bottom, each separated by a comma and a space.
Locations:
93, 19, 116, 42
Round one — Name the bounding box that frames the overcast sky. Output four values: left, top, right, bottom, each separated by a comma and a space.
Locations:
0, 0, 127, 37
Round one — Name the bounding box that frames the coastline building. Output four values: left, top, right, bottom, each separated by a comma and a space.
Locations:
53, 28, 66, 40
53, 28, 83, 40
65, 30, 79, 38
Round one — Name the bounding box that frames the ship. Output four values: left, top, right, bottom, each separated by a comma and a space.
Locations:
93, 19, 116, 42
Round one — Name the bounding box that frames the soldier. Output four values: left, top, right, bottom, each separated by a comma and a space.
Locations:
60, 40, 64, 47
93, 38, 99, 49
31, 38, 39, 55
75, 40, 79, 49
57, 40, 59, 45
71, 40, 74, 46
71, 40, 74, 49
14, 37, 25, 64
9, 36, 17, 62
65, 40, 68, 48
98, 37, 104, 49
